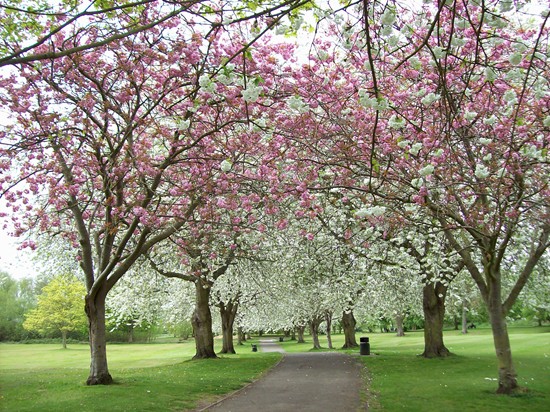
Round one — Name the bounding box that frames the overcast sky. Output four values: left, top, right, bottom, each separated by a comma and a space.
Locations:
0, 229, 36, 279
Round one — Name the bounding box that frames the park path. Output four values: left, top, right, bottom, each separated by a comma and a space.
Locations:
200, 339, 364, 411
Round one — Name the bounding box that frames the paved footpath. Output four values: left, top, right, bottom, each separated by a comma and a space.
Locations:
201, 339, 364, 411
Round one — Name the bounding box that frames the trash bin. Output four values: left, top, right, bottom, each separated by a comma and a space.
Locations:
359, 337, 370, 356
279, 337, 284, 342
251, 344, 258, 352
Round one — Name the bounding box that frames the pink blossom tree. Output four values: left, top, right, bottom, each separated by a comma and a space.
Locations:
0, 15, 294, 384
0, 0, 313, 67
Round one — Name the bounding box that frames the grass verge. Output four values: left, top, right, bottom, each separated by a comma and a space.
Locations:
0, 339, 281, 411
277, 326, 550, 412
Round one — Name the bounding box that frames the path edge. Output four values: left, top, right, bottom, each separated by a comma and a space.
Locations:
193, 352, 286, 412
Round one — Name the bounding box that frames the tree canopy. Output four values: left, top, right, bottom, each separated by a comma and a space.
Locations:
23, 274, 87, 348
1, 0, 548, 394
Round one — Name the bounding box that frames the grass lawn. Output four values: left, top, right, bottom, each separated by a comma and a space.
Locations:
277, 326, 550, 411
0, 338, 281, 411
1, 327, 548, 411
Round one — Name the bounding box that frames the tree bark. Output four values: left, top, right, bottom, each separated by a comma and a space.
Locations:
191, 279, 217, 359
325, 312, 333, 349
487, 274, 518, 394
309, 317, 322, 350
395, 313, 405, 337
85, 289, 113, 385
341, 310, 358, 348
128, 321, 134, 343
421, 281, 451, 358
461, 302, 468, 334
219, 300, 238, 354
237, 326, 244, 345
62, 330, 67, 349
296, 325, 306, 343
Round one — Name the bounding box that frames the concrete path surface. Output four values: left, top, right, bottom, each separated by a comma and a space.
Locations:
259, 339, 287, 353
201, 340, 364, 411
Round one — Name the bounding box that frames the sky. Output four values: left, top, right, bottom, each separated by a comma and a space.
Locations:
0, 229, 37, 279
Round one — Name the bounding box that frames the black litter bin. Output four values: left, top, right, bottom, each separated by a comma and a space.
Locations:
359, 337, 370, 355
279, 337, 284, 342
251, 344, 258, 352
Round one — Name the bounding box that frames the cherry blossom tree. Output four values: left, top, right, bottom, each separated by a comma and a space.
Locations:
0, 12, 296, 383
268, 0, 549, 394
146, 232, 237, 359
0, 0, 314, 67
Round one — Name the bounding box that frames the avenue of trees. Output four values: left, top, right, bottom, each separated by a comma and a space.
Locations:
1, 0, 548, 395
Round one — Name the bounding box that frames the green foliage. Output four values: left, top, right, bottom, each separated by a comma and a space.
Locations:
167, 320, 194, 340
0, 272, 37, 341
0, 0, 49, 54
105, 321, 164, 343
23, 274, 87, 346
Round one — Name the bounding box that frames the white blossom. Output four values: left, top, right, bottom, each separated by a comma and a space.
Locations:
388, 115, 405, 129
176, 119, 190, 131
381, 10, 396, 26
432, 148, 444, 158
199, 74, 216, 93
242, 84, 262, 103
464, 111, 478, 121
421, 92, 440, 106
419, 164, 435, 177
432, 46, 445, 59
504, 89, 518, 105
220, 159, 232, 172
409, 56, 422, 70
355, 209, 370, 219
485, 67, 498, 82
287, 95, 309, 113
409, 142, 423, 156
483, 116, 497, 126
475, 164, 490, 179
355, 206, 386, 218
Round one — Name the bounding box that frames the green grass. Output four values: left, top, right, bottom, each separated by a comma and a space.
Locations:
277, 327, 550, 412
0, 339, 281, 411
1, 328, 549, 411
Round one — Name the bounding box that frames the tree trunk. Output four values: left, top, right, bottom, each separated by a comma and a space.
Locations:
487, 276, 518, 394
85, 289, 113, 385
128, 321, 134, 343
461, 302, 468, 334
421, 281, 451, 358
62, 330, 67, 349
191, 279, 217, 359
219, 301, 238, 354
309, 317, 322, 350
296, 325, 306, 343
325, 312, 333, 349
237, 326, 244, 345
290, 329, 296, 341
395, 313, 405, 337
341, 310, 358, 348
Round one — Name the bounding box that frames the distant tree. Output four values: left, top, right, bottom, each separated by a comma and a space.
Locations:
0, 272, 37, 341
23, 274, 87, 348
